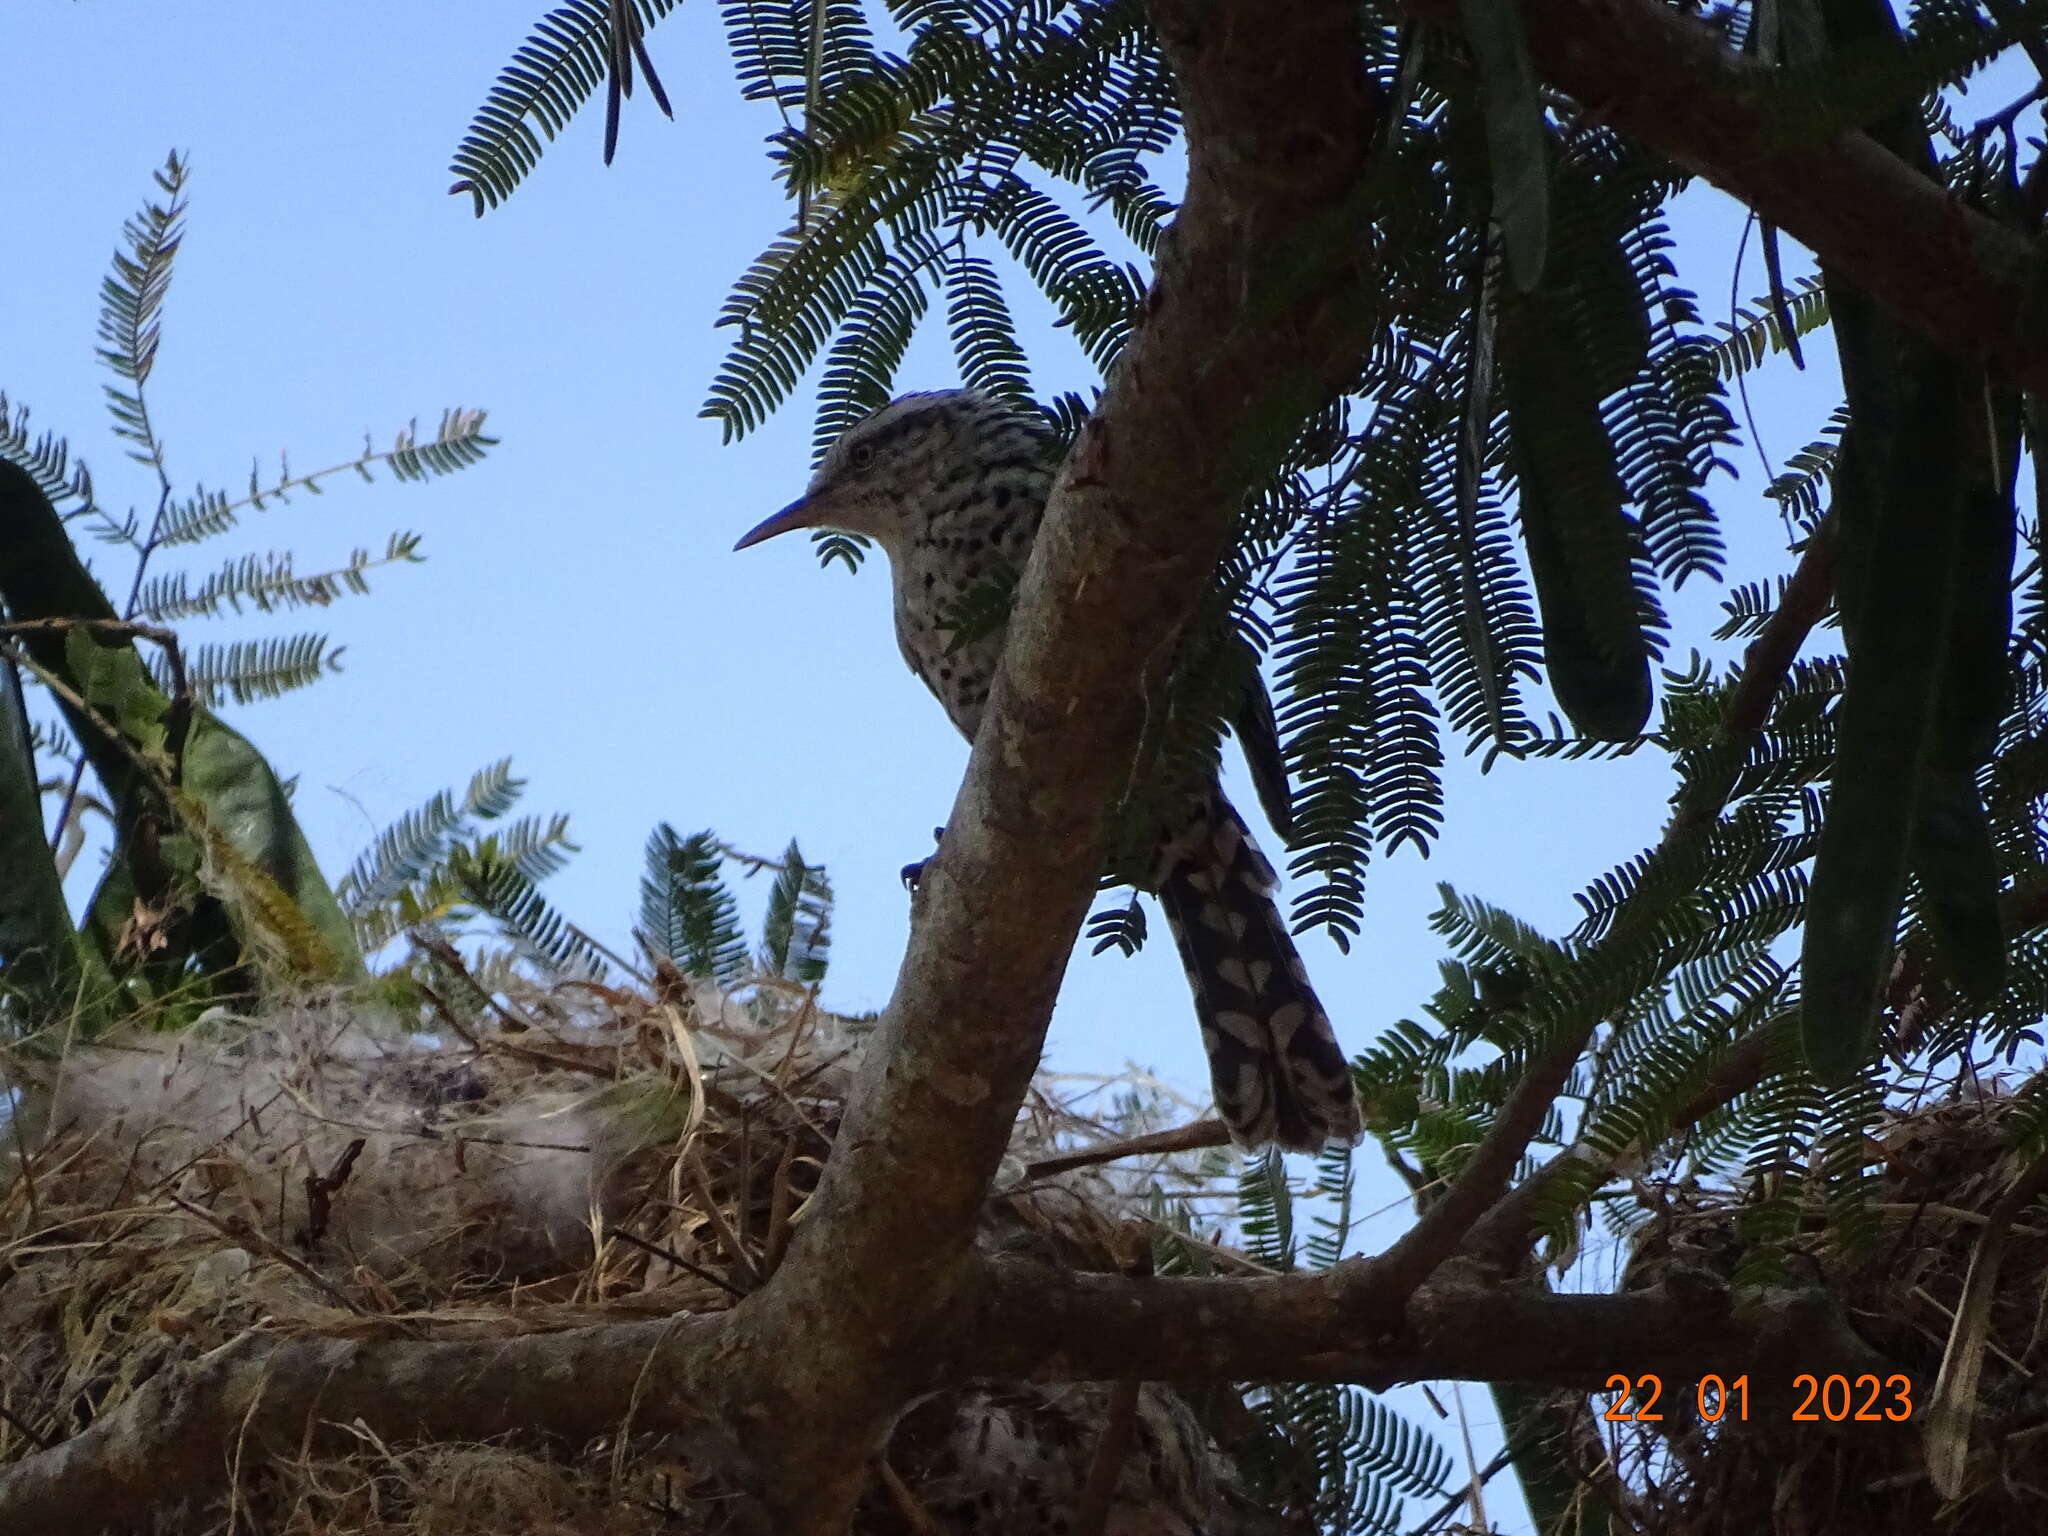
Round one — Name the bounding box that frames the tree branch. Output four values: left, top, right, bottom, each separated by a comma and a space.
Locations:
2, 7, 1393, 1527
1374, 1018, 1598, 1297
1459, 525, 1838, 1264
1406, 0, 2048, 388
1021, 1116, 1232, 1180
28, 6, 2031, 1527
976, 1255, 1911, 1423
0, 1318, 727, 1535
0, 1252, 1917, 1536
672, 3, 1387, 1527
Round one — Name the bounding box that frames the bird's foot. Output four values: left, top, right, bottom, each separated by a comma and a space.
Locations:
900, 826, 945, 892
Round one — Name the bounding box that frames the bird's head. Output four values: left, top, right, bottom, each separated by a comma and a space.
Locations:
733, 390, 1053, 555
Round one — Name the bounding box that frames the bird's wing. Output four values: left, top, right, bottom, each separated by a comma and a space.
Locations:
1233, 660, 1296, 846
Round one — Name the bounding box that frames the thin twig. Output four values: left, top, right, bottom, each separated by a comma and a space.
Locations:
686, 1147, 762, 1288
1729, 209, 1772, 479
1403, 1431, 1548, 1536
4, 1078, 45, 1230
563, 924, 652, 983
873, 1456, 941, 1535
0, 1405, 50, 1453
1019, 1117, 1231, 1181
763, 1135, 799, 1278
408, 930, 537, 1035
600, 1223, 750, 1301
417, 979, 621, 1080
1924, 1145, 2048, 1494
295, 1137, 366, 1248
1723, 518, 1837, 737
0, 618, 187, 701
1970, 81, 2048, 147
164, 1192, 384, 1325
1466, 525, 1844, 1258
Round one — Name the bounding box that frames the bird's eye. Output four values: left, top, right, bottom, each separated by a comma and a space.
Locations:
848, 442, 875, 470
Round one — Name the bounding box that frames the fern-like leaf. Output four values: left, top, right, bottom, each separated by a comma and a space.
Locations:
337, 758, 524, 916
944, 253, 1032, 402
449, 844, 608, 979
185, 634, 343, 707
1712, 276, 1831, 379
387, 410, 498, 480
1086, 890, 1148, 957
449, 0, 687, 214
758, 837, 832, 982
96, 150, 187, 469
0, 393, 95, 517
136, 534, 426, 622
639, 823, 749, 985
1238, 1149, 1297, 1271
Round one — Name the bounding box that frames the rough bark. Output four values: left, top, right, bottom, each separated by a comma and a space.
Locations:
979, 1256, 1912, 1426
11, 0, 2035, 1529
623, 2, 1389, 1528
0, 1321, 730, 1534
0, 1256, 1915, 1535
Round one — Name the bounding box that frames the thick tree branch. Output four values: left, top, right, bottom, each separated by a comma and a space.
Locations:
2, 8, 1396, 1527
1408, 0, 2048, 388
677, 3, 1386, 1528
34, 6, 2038, 1528
0, 1253, 1916, 1536
976, 1256, 1910, 1424
0, 1318, 725, 1535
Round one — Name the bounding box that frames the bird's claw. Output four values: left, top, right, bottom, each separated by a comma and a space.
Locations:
900, 826, 946, 893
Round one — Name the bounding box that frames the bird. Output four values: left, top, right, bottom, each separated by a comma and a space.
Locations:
735, 390, 1361, 1152
879, 1381, 1304, 1533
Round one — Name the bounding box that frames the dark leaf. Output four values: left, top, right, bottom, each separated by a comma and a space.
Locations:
1458, 0, 1549, 290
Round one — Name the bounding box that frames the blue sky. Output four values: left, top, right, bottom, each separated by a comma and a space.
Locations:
12, 1, 2002, 1522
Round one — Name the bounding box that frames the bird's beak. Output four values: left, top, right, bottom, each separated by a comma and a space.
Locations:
733, 495, 821, 551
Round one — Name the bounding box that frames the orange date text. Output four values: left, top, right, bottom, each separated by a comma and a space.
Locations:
1598, 1373, 1912, 1423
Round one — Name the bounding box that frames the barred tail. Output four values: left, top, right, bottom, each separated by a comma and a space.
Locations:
1157, 790, 1362, 1152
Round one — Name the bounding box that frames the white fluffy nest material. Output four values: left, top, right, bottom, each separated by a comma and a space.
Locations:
10, 979, 1211, 1301
32, 978, 842, 1281
2, 976, 1291, 1534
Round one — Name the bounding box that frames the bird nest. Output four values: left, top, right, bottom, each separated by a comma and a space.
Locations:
0, 971, 1300, 1534
1591, 1088, 2048, 1536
